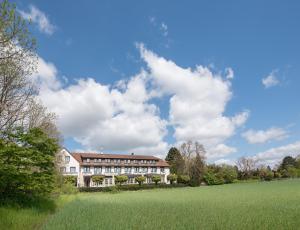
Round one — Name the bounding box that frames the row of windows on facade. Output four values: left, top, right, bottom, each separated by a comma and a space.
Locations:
60, 166, 165, 173
83, 166, 164, 173
93, 177, 159, 186
82, 158, 157, 164
57, 155, 158, 165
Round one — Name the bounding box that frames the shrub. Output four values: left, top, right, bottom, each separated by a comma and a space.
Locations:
115, 175, 128, 185
203, 172, 224, 185
135, 176, 146, 186
64, 176, 77, 185
61, 183, 78, 194
167, 174, 178, 184
177, 175, 190, 184
259, 168, 274, 181
219, 165, 238, 183
152, 175, 161, 185
92, 175, 104, 184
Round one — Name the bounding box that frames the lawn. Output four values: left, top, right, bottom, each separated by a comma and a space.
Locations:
2, 180, 300, 230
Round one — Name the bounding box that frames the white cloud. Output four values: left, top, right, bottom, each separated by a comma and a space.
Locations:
19, 5, 55, 35
262, 71, 279, 88
138, 43, 248, 159
242, 127, 288, 144
208, 144, 237, 159
253, 141, 300, 166
214, 158, 235, 166
225, 67, 234, 80
160, 22, 168, 37
35, 44, 247, 158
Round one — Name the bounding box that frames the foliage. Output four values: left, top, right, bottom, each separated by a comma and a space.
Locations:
279, 156, 297, 171
0, 0, 38, 133
92, 175, 104, 184
258, 168, 274, 181
135, 176, 146, 186
177, 175, 190, 184
189, 153, 205, 186
165, 147, 184, 174
63, 176, 77, 185
0, 128, 59, 202
60, 183, 78, 195
151, 175, 161, 185
218, 165, 238, 183
115, 175, 128, 185
167, 174, 178, 184
203, 172, 224, 185
79, 183, 186, 192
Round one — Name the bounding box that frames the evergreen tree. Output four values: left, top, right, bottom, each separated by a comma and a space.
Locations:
165, 147, 184, 174
189, 152, 205, 186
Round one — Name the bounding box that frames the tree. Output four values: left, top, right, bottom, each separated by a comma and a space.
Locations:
0, 0, 37, 133
165, 147, 184, 174
236, 157, 257, 179
177, 175, 190, 184
92, 175, 104, 185
167, 174, 177, 184
0, 127, 59, 200
258, 167, 273, 181
279, 156, 296, 171
64, 176, 77, 186
115, 175, 128, 185
219, 165, 238, 183
189, 152, 205, 186
152, 175, 161, 185
135, 176, 146, 186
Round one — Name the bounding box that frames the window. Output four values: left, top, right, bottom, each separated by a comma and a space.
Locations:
94, 167, 102, 174
114, 167, 121, 173
86, 158, 90, 163
83, 166, 90, 173
143, 167, 148, 173
125, 167, 132, 173
114, 159, 117, 163
57, 155, 63, 162
134, 167, 139, 173
65, 156, 70, 163
151, 167, 157, 173
161, 167, 165, 173
60, 167, 66, 172
105, 167, 111, 173
70, 167, 76, 173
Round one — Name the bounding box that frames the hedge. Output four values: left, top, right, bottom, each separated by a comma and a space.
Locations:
79, 183, 187, 192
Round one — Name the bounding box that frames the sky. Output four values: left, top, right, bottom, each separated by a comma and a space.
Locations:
16, 0, 300, 166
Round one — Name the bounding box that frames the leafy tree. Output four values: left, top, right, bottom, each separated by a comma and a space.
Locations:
259, 167, 273, 181
152, 175, 161, 185
92, 175, 104, 184
177, 175, 190, 184
219, 165, 238, 183
0, 127, 59, 200
279, 156, 296, 171
165, 147, 184, 174
115, 175, 128, 185
0, 0, 38, 133
203, 172, 224, 185
189, 152, 205, 186
167, 174, 177, 184
135, 176, 146, 186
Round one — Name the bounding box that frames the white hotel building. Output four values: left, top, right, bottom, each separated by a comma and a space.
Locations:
57, 149, 170, 187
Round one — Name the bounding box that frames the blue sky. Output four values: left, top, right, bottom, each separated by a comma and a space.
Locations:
16, 0, 300, 165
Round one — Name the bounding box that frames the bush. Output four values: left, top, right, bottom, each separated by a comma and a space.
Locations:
60, 183, 78, 194
64, 176, 77, 185
167, 174, 178, 184
92, 175, 104, 184
177, 175, 190, 184
135, 176, 146, 186
219, 165, 238, 183
152, 175, 161, 185
203, 172, 224, 185
115, 175, 128, 185
259, 168, 274, 181
78, 183, 186, 192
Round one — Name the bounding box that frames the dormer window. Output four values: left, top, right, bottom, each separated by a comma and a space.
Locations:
87, 158, 90, 163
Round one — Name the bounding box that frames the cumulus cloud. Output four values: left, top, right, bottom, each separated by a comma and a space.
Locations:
138, 43, 248, 158
262, 71, 279, 88
214, 158, 235, 166
253, 141, 300, 166
36, 44, 247, 158
242, 127, 288, 144
225, 67, 234, 80
19, 5, 55, 35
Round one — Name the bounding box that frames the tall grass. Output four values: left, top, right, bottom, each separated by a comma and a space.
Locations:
43, 179, 300, 230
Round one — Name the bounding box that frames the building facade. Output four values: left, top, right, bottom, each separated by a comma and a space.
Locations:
57, 149, 170, 187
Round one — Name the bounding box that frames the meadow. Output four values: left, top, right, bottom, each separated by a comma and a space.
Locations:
2, 179, 300, 230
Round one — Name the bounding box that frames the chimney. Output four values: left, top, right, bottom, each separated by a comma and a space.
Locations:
131, 152, 134, 155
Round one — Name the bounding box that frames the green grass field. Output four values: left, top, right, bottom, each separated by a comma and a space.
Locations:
2, 179, 300, 230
